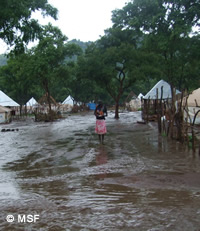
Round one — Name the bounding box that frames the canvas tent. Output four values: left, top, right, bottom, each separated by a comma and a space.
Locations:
186, 88, 200, 107
0, 105, 11, 123
183, 88, 200, 124
0, 90, 19, 107
137, 93, 144, 99
143, 80, 181, 100
142, 80, 181, 121
26, 97, 38, 107
62, 95, 74, 106
125, 93, 143, 111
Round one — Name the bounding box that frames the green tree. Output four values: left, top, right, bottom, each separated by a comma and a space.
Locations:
75, 18, 161, 118
0, 52, 40, 113
79, 39, 138, 118
112, 0, 200, 91
30, 24, 82, 113
71, 56, 110, 105
0, 24, 82, 116
0, 0, 57, 53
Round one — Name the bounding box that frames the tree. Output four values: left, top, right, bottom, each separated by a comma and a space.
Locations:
0, 52, 41, 114
0, 24, 82, 118
71, 56, 111, 105
111, 0, 200, 141
30, 24, 82, 115
75, 18, 162, 118
79, 38, 140, 119
111, 0, 200, 91
112, 0, 200, 35
0, 0, 57, 53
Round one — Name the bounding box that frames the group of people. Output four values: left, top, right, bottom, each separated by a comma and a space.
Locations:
94, 101, 107, 144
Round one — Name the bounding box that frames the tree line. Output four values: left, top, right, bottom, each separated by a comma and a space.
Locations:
0, 0, 199, 118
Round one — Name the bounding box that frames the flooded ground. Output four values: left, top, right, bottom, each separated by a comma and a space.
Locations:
0, 111, 200, 231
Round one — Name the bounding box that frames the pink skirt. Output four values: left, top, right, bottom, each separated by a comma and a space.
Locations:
95, 120, 107, 134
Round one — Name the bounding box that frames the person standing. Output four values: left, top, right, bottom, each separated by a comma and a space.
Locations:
94, 101, 108, 144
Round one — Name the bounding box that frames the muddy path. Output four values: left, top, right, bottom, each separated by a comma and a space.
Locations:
0, 111, 200, 231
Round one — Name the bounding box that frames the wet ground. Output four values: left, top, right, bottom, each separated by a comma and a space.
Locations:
0, 111, 200, 231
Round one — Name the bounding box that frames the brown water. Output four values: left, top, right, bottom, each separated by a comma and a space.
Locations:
0, 111, 200, 231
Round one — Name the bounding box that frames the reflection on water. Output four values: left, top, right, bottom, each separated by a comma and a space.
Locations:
95, 146, 108, 180
0, 112, 200, 230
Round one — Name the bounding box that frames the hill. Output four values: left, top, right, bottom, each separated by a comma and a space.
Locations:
68, 39, 92, 52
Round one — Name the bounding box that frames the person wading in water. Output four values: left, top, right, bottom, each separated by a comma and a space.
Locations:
94, 101, 108, 144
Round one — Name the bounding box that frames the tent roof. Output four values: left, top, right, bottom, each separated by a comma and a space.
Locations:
143, 80, 181, 99
26, 97, 38, 106
187, 88, 200, 107
0, 90, 19, 107
62, 95, 74, 105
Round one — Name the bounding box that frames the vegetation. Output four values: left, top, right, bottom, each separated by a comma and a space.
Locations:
111, 0, 200, 91
0, 0, 199, 119
0, 0, 57, 54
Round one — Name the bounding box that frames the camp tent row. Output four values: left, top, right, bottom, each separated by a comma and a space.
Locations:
25, 95, 74, 107
1, 83, 199, 123
26, 95, 75, 114
0, 92, 75, 123
25, 95, 75, 107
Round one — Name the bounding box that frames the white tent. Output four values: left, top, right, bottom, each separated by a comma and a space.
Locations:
0, 90, 19, 107
26, 97, 38, 107
62, 95, 74, 106
186, 88, 200, 107
143, 80, 181, 100
183, 88, 200, 124
137, 93, 144, 99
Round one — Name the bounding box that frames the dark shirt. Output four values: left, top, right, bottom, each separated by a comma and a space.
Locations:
94, 104, 107, 120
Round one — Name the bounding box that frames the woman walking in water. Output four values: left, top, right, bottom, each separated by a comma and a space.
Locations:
94, 101, 108, 144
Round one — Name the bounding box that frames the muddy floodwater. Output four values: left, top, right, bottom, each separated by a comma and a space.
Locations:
0, 111, 200, 231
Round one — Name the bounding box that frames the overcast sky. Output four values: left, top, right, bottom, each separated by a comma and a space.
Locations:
0, 0, 128, 54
